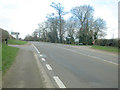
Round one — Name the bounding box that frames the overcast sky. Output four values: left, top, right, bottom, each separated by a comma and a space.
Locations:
0, 0, 119, 39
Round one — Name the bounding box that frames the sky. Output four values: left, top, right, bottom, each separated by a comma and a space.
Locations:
0, 0, 119, 39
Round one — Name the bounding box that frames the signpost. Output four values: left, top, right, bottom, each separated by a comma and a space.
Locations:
11, 32, 20, 40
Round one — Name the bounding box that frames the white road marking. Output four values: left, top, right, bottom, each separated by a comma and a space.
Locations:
32, 44, 40, 54
40, 54, 43, 57
55, 46, 118, 65
46, 64, 52, 70
41, 58, 46, 61
53, 76, 66, 88
102, 60, 118, 65
91, 56, 118, 65
34, 53, 54, 88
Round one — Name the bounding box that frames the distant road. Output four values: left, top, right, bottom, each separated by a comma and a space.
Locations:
32, 41, 118, 88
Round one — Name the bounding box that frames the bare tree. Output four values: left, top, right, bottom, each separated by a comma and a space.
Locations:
33, 4, 107, 45
50, 2, 68, 43
37, 23, 48, 41
93, 18, 107, 39
71, 5, 94, 43
65, 17, 77, 43
46, 13, 59, 43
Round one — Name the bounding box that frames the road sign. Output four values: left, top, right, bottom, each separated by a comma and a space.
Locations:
11, 32, 20, 40
11, 32, 19, 35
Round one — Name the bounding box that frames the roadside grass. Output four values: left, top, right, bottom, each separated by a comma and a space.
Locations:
2, 44, 19, 74
92, 45, 120, 53
8, 39, 27, 45
2, 39, 26, 74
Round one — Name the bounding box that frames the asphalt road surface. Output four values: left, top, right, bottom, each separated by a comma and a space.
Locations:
32, 41, 118, 88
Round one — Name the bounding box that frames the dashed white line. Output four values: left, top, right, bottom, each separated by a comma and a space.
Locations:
46, 64, 53, 70
34, 53, 54, 88
41, 58, 46, 61
53, 76, 66, 88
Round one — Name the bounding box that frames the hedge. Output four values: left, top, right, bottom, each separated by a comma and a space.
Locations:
94, 39, 120, 48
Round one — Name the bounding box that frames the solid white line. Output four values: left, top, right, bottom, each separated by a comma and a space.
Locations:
53, 76, 66, 88
46, 64, 52, 70
32, 44, 40, 54
41, 58, 46, 61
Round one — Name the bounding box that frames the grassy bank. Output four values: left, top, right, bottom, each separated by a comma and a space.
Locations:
2, 39, 27, 74
92, 45, 119, 53
8, 39, 27, 45
2, 44, 19, 74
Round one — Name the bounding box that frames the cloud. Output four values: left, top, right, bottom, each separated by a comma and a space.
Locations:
0, 0, 53, 38
0, 0, 119, 39
93, 1, 118, 39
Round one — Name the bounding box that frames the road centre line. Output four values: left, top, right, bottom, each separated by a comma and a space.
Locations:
46, 64, 53, 70
55, 46, 118, 65
32, 44, 40, 54
53, 76, 66, 88
41, 58, 46, 61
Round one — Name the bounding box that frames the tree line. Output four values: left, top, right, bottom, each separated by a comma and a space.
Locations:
25, 2, 107, 45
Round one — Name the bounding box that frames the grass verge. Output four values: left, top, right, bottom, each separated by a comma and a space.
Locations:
2, 44, 19, 74
8, 39, 27, 45
92, 45, 120, 53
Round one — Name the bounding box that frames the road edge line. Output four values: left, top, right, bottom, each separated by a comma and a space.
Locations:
53, 76, 66, 88
34, 53, 54, 88
46, 64, 53, 70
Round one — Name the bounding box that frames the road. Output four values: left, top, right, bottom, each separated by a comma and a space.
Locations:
32, 41, 118, 88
